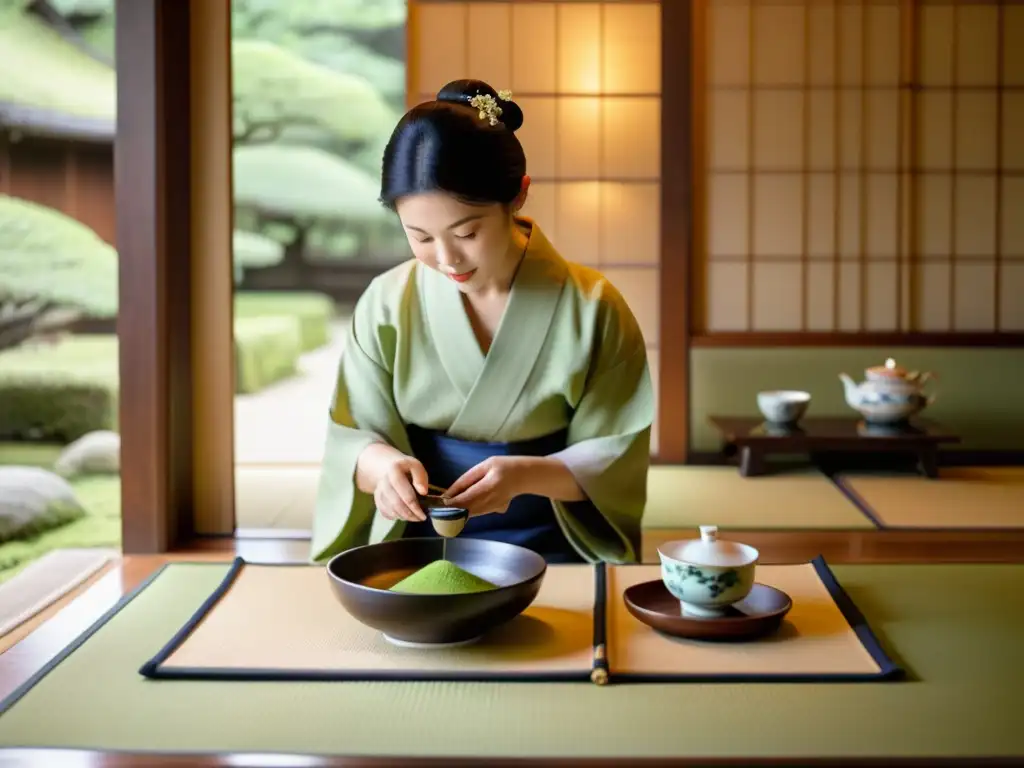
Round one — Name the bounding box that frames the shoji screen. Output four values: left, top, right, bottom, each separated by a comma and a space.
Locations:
915, 0, 1023, 331
698, 0, 1024, 334
410, 1, 664, 452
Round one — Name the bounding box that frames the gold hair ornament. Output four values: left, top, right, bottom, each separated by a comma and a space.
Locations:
469, 89, 513, 126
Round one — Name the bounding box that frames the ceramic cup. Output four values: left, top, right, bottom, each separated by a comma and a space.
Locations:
756, 390, 811, 425
428, 507, 469, 537
657, 526, 759, 618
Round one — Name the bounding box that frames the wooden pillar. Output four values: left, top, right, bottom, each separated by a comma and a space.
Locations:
114, 0, 195, 552
189, 0, 236, 535
658, 0, 694, 464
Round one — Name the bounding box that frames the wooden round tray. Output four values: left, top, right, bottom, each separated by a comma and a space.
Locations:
623, 580, 792, 641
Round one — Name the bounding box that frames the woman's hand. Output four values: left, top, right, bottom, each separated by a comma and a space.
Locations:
444, 456, 528, 517
374, 454, 431, 522
445, 455, 587, 515
357, 443, 429, 522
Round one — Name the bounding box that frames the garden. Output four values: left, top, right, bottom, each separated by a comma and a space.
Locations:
0, 0, 408, 581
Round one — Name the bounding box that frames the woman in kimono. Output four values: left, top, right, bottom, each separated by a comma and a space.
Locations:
311, 79, 654, 565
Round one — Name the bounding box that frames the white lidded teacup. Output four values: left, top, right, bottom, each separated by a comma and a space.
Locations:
657, 526, 760, 617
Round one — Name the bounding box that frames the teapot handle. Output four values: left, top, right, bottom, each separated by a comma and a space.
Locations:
917, 371, 938, 406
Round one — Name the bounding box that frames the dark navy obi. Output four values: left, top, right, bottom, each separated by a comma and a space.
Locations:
401, 424, 586, 564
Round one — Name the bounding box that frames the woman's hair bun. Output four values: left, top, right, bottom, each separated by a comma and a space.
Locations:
379, 78, 527, 208
436, 79, 524, 133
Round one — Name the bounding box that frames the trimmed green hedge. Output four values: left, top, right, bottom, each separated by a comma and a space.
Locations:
234, 316, 303, 394
0, 309, 313, 439
234, 291, 335, 352
0, 379, 117, 442
0, 337, 118, 442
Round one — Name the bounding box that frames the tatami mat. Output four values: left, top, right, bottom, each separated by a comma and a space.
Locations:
234, 466, 319, 530
643, 466, 876, 530
3, 561, 1021, 758
837, 467, 1024, 529
0, 548, 118, 639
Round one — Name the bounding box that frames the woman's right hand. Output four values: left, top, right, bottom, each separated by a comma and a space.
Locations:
374, 455, 430, 522
357, 443, 430, 522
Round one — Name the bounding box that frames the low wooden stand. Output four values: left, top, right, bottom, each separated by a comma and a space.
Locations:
708, 416, 962, 479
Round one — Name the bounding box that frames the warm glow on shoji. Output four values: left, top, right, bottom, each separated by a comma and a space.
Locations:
410, 1, 664, 450
915, 1, 1024, 331
701, 0, 1024, 334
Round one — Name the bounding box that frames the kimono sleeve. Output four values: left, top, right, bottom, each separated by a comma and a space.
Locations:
309, 285, 412, 563
549, 290, 655, 564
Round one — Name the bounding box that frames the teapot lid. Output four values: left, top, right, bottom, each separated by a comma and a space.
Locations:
659, 526, 758, 568
867, 357, 909, 377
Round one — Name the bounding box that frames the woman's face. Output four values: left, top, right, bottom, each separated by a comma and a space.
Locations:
395, 183, 529, 293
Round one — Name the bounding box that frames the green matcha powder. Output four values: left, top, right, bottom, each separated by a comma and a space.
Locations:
389, 560, 497, 595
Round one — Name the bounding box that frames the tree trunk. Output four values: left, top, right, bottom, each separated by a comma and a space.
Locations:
282, 226, 309, 268
0, 302, 80, 352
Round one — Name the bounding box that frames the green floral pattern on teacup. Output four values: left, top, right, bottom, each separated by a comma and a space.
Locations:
665, 564, 742, 598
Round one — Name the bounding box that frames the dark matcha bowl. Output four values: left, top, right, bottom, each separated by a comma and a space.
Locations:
325, 538, 547, 648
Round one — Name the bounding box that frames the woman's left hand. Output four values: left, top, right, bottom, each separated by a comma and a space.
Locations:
443, 456, 529, 517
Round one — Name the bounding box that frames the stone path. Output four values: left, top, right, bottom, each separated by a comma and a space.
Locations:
233, 317, 350, 466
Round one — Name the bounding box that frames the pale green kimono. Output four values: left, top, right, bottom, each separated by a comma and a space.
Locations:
310, 219, 654, 564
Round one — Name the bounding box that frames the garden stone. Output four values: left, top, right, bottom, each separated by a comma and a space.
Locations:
54, 430, 120, 478
0, 466, 85, 543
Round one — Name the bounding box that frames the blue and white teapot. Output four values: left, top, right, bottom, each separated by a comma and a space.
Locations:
838, 358, 937, 425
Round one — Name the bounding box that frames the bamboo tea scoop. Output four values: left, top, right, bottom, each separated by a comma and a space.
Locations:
418, 493, 469, 538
